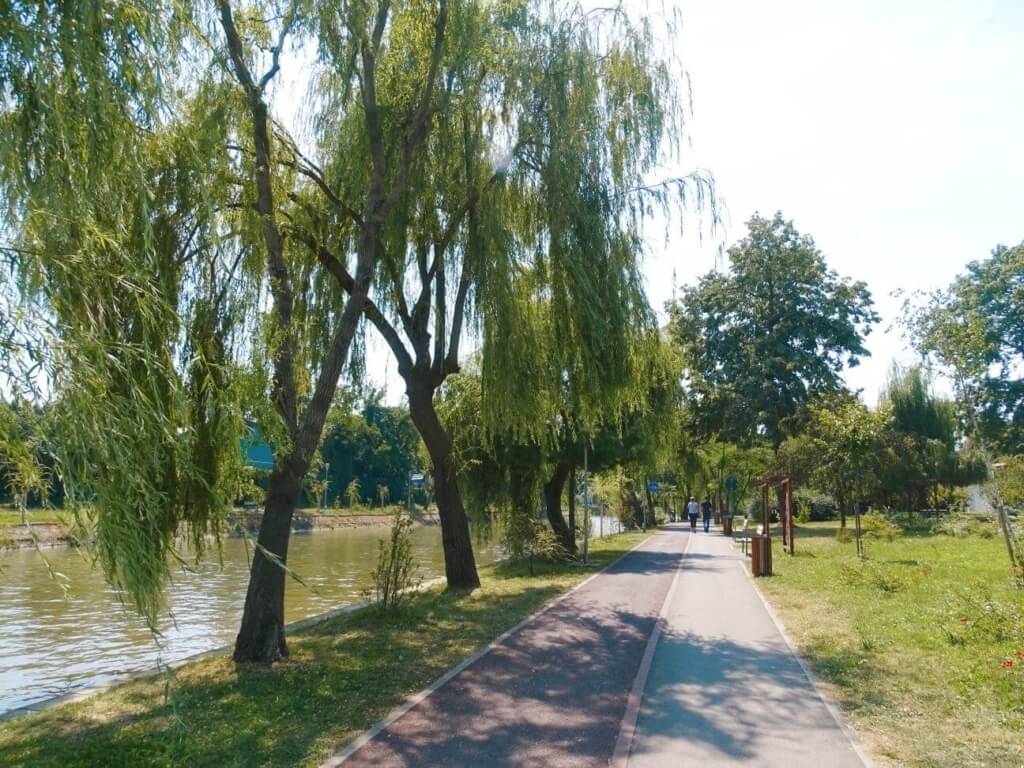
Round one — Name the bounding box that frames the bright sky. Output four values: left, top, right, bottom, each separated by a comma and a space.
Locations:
364, 0, 1024, 406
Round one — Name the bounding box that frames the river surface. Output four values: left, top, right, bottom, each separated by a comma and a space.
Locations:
0, 516, 622, 715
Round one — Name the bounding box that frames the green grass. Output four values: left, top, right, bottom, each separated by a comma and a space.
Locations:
233, 504, 411, 518
754, 521, 1024, 767
0, 509, 65, 528
0, 531, 649, 768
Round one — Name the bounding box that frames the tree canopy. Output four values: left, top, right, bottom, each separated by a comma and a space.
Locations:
906, 242, 1024, 454
671, 212, 878, 446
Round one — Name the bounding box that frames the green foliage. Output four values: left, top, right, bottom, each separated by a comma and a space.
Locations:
905, 242, 1024, 454
345, 479, 363, 510
878, 365, 985, 510
859, 513, 902, 542
837, 560, 908, 593
0, 402, 49, 520
795, 394, 889, 517
319, 395, 420, 507
793, 489, 838, 521
944, 587, 1024, 646
994, 455, 1024, 509
934, 513, 1000, 539
504, 514, 566, 575
371, 513, 421, 613
671, 212, 878, 446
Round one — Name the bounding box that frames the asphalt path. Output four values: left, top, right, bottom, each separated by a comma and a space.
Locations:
331, 531, 684, 767
327, 525, 867, 767
626, 528, 867, 767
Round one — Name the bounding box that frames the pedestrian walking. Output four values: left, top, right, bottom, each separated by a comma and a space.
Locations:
701, 497, 713, 532
687, 497, 698, 531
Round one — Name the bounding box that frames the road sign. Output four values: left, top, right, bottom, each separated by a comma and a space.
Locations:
411, 473, 426, 489
646, 481, 659, 493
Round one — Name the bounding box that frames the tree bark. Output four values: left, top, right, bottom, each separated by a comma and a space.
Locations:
567, 466, 576, 546
232, 459, 303, 662
542, 460, 575, 554
407, 382, 480, 589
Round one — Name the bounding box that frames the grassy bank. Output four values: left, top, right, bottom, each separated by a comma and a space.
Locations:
754, 521, 1023, 767
0, 531, 648, 768
0, 509, 65, 528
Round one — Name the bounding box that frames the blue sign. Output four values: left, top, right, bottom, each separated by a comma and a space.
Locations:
241, 421, 275, 471
411, 473, 426, 489
646, 481, 659, 493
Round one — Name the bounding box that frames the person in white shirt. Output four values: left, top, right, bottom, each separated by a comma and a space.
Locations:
687, 497, 699, 531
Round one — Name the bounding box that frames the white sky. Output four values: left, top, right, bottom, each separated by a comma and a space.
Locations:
362, 0, 1024, 406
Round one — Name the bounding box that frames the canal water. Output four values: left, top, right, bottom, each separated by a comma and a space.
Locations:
0, 516, 622, 715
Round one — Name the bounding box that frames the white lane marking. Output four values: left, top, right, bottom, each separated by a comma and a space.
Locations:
323, 533, 658, 767
610, 528, 692, 768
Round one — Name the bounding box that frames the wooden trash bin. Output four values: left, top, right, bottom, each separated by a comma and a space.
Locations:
751, 535, 773, 577
722, 515, 733, 536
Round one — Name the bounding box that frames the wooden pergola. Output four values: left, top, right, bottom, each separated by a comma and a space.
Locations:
756, 474, 797, 557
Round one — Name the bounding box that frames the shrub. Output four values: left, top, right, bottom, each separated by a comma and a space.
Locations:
944, 587, 1024, 646
934, 513, 999, 539
835, 527, 854, 544
370, 513, 420, 612
861, 512, 902, 542
837, 561, 908, 593
793, 489, 838, 521
504, 505, 566, 574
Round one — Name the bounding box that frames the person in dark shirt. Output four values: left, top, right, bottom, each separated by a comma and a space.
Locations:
701, 497, 713, 532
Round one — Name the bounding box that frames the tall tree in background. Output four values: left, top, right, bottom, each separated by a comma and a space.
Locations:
671, 212, 878, 447
879, 365, 985, 511
906, 242, 1024, 584
906, 243, 1024, 454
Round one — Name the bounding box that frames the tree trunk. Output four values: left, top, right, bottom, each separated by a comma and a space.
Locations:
233, 459, 303, 663
644, 484, 655, 529
407, 383, 480, 589
542, 460, 575, 554
567, 466, 576, 546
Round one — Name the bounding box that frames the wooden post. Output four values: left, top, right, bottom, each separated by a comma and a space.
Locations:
785, 478, 795, 555
760, 483, 768, 538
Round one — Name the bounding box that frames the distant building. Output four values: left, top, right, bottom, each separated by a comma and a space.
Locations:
241, 421, 274, 471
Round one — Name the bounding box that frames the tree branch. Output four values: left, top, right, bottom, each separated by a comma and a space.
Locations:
292, 231, 415, 375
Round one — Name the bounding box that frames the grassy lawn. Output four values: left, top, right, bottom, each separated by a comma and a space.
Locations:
0, 508, 66, 529
755, 521, 1023, 768
0, 531, 649, 768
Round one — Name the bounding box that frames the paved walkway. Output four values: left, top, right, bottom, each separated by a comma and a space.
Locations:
627, 527, 866, 767
327, 526, 867, 767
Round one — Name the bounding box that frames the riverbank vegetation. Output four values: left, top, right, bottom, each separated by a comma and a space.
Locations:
0, 531, 648, 768
0, 0, 710, 662
757, 521, 1023, 767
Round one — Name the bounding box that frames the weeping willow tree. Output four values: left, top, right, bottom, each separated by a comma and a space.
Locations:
304, 1, 714, 585
0, 0, 505, 662
438, 326, 682, 560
